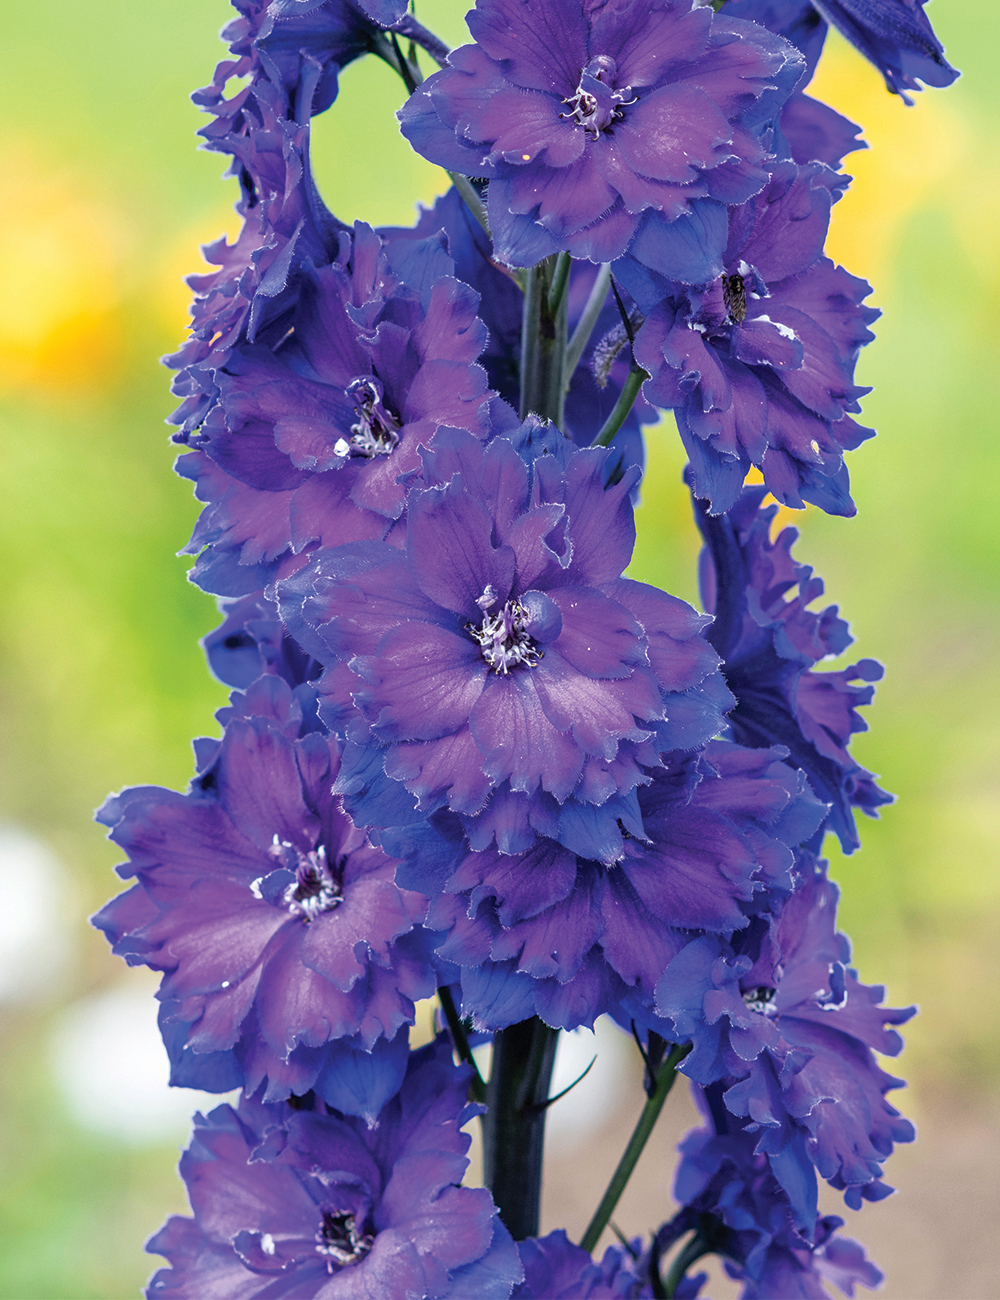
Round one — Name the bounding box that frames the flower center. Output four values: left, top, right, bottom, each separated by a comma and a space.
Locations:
316, 1212, 373, 1270
269, 836, 343, 921
561, 56, 636, 139
468, 585, 541, 675
742, 985, 776, 1015
722, 272, 747, 325
334, 376, 400, 460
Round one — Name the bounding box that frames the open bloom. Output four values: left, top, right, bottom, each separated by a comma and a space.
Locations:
146, 1041, 522, 1300
177, 221, 510, 598
386, 741, 825, 1031
279, 424, 731, 857
399, 0, 803, 269
657, 860, 915, 1220
93, 677, 437, 1122
694, 482, 892, 851
726, 0, 958, 102
629, 161, 878, 516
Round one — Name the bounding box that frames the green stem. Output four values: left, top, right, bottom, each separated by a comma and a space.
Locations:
483, 1018, 560, 1240
591, 363, 648, 448
662, 1232, 710, 1300
519, 257, 568, 426
547, 251, 572, 316
579, 1042, 691, 1254
438, 986, 486, 1103
565, 262, 612, 380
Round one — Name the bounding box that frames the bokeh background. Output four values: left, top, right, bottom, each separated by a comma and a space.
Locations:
1, 2, 997, 1296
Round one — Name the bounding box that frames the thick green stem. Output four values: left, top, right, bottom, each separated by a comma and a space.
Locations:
520, 257, 568, 426
483, 1018, 559, 1241
565, 262, 612, 380
579, 1042, 691, 1254
547, 251, 572, 315
591, 364, 648, 448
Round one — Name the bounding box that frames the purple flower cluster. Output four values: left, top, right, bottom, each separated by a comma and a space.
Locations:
92, 0, 955, 1292
147, 1042, 521, 1299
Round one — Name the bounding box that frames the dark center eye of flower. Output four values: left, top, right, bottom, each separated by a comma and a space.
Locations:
560, 56, 637, 139
336, 376, 400, 459
742, 985, 776, 1014
269, 837, 343, 921
467, 585, 542, 675
316, 1212, 373, 1270
723, 272, 748, 325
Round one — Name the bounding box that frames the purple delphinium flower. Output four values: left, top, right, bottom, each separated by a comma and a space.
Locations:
778, 92, 865, 169
398, 0, 804, 270
278, 424, 732, 860
385, 740, 825, 1031
514, 1230, 645, 1298
92, 676, 439, 1122
177, 220, 512, 598
656, 859, 915, 1222
627, 160, 878, 517
382, 187, 658, 460
166, 1, 357, 440
658, 1103, 883, 1299
694, 481, 892, 852
203, 591, 323, 691
725, 0, 958, 103
146, 1040, 522, 1300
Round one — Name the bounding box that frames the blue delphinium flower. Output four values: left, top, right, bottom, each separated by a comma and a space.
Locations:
627, 161, 878, 516
658, 1098, 883, 1298
398, 0, 804, 271
726, 0, 958, 103
514, 1230, 645, 1298
385, 740, 825, 1031
176, 220, 515, 598
693, 481, 892, 851
202, 590, 323, 692
656, 858, 915, 1222
166, 1, 356, 441
146, 1040, 522, 1299
93, 676, 440, 1122
278, 424, 732, 858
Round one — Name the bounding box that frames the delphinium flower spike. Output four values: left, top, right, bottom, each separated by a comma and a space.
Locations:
91, 0, 957, 1290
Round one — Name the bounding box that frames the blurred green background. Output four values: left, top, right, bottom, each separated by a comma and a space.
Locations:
0, 2, 996, 1296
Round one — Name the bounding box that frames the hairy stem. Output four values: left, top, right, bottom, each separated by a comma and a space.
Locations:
591, 363, 648, 448
520, 257, 569, 425
448, 172, 491, 235
483, 1018, 560, 1240
565, 262, 612, 380
394, 13, 450, 67
579, 1042, 691, 1254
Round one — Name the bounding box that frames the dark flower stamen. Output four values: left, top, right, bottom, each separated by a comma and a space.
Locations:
560, 56, 636, 140
316, 1211, 373, 1269
742, 985, 777, 1014
468, 586, 541, 675
269, 836, 343, 920
336, 376, 400, 459
723, 272, 748, 325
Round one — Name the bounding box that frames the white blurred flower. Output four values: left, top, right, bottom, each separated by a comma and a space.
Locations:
546, 1019, 631, 1151
0, 824, 75, 1003
49, 981, 235, 1144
